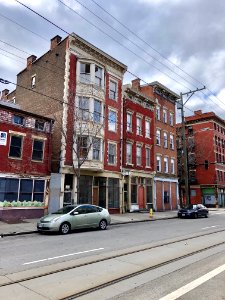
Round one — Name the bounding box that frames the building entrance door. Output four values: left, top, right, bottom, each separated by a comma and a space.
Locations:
138, 186, 145, 209
93, 187, 99, 206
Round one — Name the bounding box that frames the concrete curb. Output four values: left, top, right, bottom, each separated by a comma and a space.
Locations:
0, 216, 177, 237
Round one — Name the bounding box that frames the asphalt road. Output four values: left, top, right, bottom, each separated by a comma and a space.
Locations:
1, 210, 225, 275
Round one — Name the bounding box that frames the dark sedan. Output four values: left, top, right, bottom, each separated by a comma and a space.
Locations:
178, 204, 209, 218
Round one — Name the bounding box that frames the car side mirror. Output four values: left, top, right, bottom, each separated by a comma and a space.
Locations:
71, 211, 79, 215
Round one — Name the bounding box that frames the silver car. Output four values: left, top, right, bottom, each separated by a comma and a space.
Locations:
37, 204, 111, 234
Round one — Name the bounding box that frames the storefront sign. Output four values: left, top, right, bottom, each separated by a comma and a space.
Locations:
0, 132, 7, 146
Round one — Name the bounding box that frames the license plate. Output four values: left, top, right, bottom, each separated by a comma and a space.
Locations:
182, 214, 185, 217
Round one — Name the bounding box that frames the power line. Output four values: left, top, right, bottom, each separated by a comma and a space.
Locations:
8, 0, 225, 119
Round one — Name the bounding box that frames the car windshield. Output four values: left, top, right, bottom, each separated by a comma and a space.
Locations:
183, 204, 196, 209
52, 206, 77, 214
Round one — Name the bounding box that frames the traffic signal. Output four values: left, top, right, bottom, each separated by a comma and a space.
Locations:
204, 160, 209, 170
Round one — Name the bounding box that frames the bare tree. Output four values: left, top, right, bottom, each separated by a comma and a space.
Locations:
56, 95, 105, 204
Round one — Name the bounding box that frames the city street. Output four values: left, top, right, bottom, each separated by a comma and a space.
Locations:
1, 211, 225, 299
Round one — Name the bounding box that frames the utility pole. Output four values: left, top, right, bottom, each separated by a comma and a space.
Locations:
177, 86, 205, 206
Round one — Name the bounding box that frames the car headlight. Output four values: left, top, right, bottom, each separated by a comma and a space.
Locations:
51, 217, 61, 223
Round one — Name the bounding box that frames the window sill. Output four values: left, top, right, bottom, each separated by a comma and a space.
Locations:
31, 160, 44, 163
8, 156, 22, 160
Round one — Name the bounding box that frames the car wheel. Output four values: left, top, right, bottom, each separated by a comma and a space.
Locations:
59, 222, 71, 235
194, 213, 198, 219
99, 219, 107, 230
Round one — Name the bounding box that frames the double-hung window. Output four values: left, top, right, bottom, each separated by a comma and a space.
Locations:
163, 132, 168, 148
156, 129, 161, 145
163, 109, 167, 123
32, 140, 44, 161
126, 143, 132, 164
80, 63, 91, 84
136, 145, 142, 166
169, 113, 174, 126
136, 117, 142, 135
108, 143, 116, 165
95, 65, 102, 86
78, 136, 89, 159
156, 106, 160, 120
93, 99, 101, 123
92, 138, 101, 160
79, 97, 89, 120
146, 148, 150, 167
156, 155, 161, 172
145, 120, 150, 138
13, 115, 24, 126
164, 157, 168, 173
170, 134, 174, 149
108, 110, 117, 132
109, 80, 117, 100
171, 158, 175, 174
127, 113, 132, 132
9, 135, 22, 158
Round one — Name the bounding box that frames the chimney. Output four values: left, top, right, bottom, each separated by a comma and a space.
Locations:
131, 78, 140, 91
27, 55, 37, 70
194, 110, 202, 116
50, 35, 62, 50
1, 89, 9, 100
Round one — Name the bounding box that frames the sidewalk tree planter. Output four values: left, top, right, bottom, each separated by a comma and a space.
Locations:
0, 201, 46, 221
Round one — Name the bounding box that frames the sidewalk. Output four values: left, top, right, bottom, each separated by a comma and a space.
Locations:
0, 208, 223, 237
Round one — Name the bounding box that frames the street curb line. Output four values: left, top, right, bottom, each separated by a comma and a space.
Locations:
0, 216, 177, 237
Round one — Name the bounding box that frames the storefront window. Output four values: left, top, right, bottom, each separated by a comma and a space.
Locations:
79, 176, 93, 204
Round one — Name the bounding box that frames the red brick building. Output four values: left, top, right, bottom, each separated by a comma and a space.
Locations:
122, 81, 155, 212
7, 34, 127, 213
0, 101, 53, 219
133, 80, 179, 211
177, 110, 225, 207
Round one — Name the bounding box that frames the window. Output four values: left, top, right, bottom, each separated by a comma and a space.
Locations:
0, 178, 19, 201
13, 115, 24, 126
93, 99, 101, 123
156, 106, 160, 120
156, 155, 161, 172
164, 191, 169, 203
127, 113, 132, 132
92, 138, 101, 160
19, 179, 33, 201
146, 148, 150, 167
171, 158, 175, 174
136, 145, 142, 166
126, 143, 132, 164
108, 178, 119, 208
145, 120, 150, 138
164, 157, 168, 173
33, 180, 45, 201
80, 63, 91, 83
163, 132, 168, 148
163, 109, 167, 123
156, 129, 161, 145
108, 143, 116, 165
136, 117, 142, 135
170, 134, 174, 149
9, 135, 22, 158
109, 80, 117, 100
169, 113, 174, 126
79, 97, 89, 120
31, 75, 36, 88
32, 140, 44, 161
108, 110, 116, 132
35, 120, 45, 131
95, 65, 102, 86
78, 136, 89, 158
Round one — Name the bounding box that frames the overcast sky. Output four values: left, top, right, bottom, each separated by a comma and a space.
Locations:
1, 0, 225, 120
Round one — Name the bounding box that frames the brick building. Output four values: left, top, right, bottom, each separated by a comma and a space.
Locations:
132, 80, 179, 211
0, 101, 53, 219
8, 34, 127, 213
177, 110, 225, 207
122, 81, 155, 212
